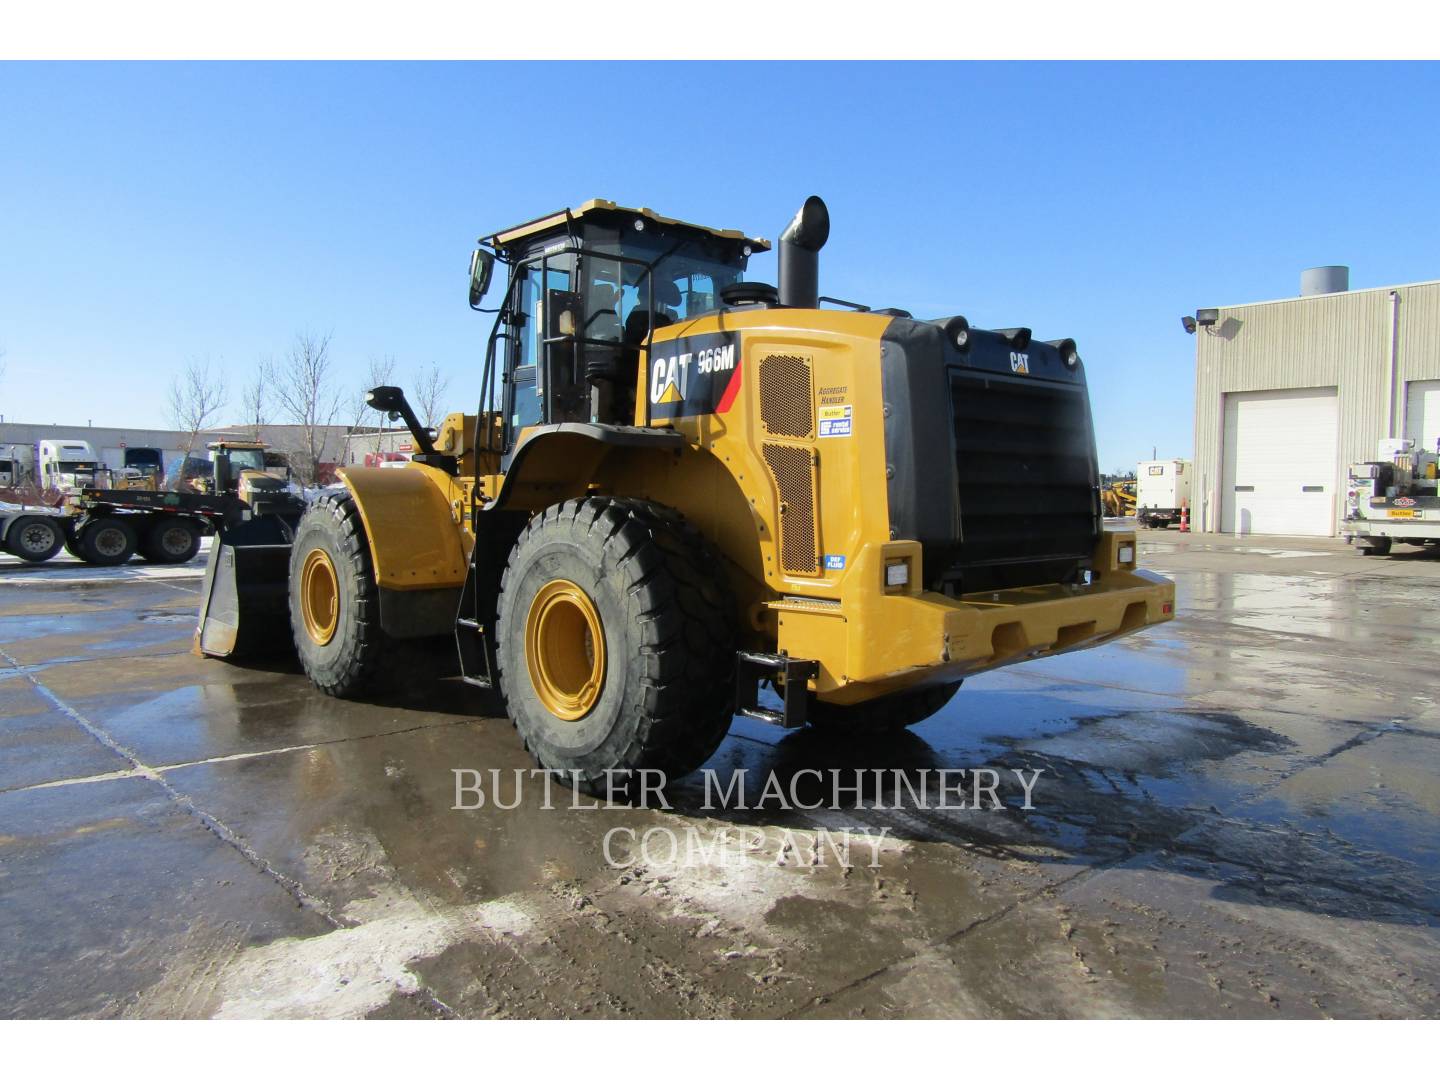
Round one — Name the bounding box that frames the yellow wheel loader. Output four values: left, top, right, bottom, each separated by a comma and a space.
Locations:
197, 196, 1175, 791
1101, 479, 1137, 518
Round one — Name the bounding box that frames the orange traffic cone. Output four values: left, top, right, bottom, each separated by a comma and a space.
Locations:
1179, 500, 1190, 533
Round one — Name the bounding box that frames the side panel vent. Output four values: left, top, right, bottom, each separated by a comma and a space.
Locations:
759, 354, 814, 439
762, 443, 820, 576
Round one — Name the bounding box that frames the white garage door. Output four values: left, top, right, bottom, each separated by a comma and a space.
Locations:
1405, 380, 1440, 455
1222, 387, 1338, 536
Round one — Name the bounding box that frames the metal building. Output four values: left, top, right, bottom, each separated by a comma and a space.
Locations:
1191, 271, 1440, 536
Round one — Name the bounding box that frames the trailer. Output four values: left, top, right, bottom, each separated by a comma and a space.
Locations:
1342, 439, 1440, 556
4, 437, 305, 569
0, 489, 231, 566
1136, 459, 1192, 529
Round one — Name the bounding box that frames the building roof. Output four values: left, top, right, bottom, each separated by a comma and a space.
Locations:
487, 199, 771, 252
1211, 277, 1440, 312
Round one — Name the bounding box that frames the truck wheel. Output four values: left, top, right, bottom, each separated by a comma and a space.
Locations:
1359, 537, 1393, 556
141, 518, 201, 564
808, 681, 963, 735
5, 516, 65, 562
496, 498, 736, 795
77, 517, 138, 566
289, 491, 385, 697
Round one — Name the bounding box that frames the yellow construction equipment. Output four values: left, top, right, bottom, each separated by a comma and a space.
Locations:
198, 196, 1174, 791
1102, 479, 1136, 518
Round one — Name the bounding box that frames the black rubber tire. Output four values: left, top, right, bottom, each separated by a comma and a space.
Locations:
76, 517, 138, 566
140, 517, 201, 564
289, 491, 386, 697
496, 498, 736, 795
1359, 537, 1392, 557
807, 680, 962, 735
5, 516, 65, 562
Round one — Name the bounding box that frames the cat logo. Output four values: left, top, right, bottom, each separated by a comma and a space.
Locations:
648, 331, 744, 420
650, 354, 690, 404
1010, 351, 1030, 375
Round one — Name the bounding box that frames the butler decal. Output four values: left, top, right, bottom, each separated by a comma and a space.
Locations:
648, 331, 743, 421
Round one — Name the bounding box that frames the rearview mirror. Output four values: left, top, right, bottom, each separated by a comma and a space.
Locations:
469, 248, 495, 308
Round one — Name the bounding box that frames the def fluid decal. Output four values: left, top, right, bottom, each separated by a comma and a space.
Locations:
648, 331, 743, 420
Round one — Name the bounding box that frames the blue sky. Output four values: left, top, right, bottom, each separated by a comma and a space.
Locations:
1, 61, 1436, 470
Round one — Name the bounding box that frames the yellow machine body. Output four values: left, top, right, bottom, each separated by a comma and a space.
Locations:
341, 306, 1174, 705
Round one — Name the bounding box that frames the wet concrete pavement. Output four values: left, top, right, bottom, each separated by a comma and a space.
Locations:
2, 532, 1438, 1018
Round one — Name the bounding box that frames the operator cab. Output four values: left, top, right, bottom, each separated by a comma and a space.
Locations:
472, 200, 769, 454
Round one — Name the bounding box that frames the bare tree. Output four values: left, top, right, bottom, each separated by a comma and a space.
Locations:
167, 356, 228, 489
272, 331, 342, 487
349, 354, 397, 464
411, 361, 452, 430
240, 359, 274, 441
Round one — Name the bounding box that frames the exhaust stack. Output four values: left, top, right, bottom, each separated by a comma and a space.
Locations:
778, 195, 830, 308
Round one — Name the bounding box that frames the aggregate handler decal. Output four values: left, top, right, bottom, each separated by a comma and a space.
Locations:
648, 331, 743, 420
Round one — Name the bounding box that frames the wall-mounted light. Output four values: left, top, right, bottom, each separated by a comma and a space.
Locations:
1181, 315, 1197, 334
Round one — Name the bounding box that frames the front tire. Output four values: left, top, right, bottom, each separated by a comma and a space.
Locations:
496, 498, 735, 794
807, 681, 962, 735
289, 492, 385, 697
5, 516, 65, 562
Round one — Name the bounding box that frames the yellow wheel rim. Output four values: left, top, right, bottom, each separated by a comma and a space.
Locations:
300, 548, 340, 646
525, 579, 606, 721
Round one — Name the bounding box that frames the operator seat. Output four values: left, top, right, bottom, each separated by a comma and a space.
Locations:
585, 282, 623, 344
623, 277, 682, 345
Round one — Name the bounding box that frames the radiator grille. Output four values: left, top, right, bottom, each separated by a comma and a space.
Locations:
949, 371, 1097, 584
759, 354, 814, 439
762, 442, 819, 575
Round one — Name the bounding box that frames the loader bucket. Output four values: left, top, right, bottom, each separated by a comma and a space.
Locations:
195, 517, 295, 659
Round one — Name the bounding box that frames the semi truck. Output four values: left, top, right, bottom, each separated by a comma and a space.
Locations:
38, 439, 106, 495
0, 443, 35, 489
1343, 438, 1440, 556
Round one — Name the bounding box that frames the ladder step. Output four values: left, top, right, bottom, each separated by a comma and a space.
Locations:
738, 705, 803, 729
457, 617, 482, 632
736, 649, 788, 671
460, 674, 493, 689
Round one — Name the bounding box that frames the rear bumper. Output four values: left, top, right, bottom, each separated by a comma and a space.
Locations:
775, 530, 1175, 705
1342, 516, 1440, 540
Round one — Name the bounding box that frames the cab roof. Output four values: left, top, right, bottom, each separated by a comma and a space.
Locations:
487, 199, 771, 253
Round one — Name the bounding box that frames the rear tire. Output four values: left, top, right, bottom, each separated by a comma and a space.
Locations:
5, 516, 65, 562
1359, 537, 1393, 556
289, 491, 386, 697
140, 518, 201, 564
496, 498, 736, 794
807, 681, 962, 735
77, 517, 138, 566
